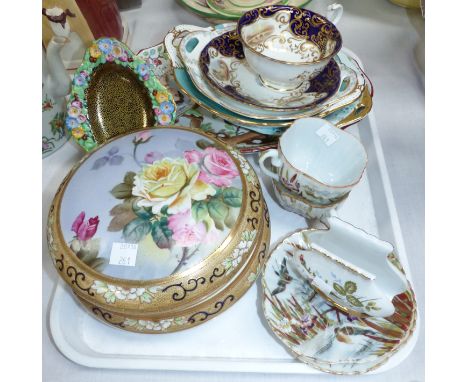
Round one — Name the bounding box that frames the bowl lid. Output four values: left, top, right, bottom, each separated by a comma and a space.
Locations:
48, 127, 267, 313
75, 214, 271, 332
56, 127, 250, 281
47, 127, 269, 314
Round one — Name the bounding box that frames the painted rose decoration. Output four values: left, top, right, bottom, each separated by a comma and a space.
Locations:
106, 132, 243, 275
132, 158, 216, 214
184, 147, 239, 187
68, 211, 107, 271
168, 209, 207, 247
72, 211, 99, 241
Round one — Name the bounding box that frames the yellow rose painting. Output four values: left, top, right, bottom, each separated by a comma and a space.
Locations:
132, 158, 216, 214
99, 130, 242, 276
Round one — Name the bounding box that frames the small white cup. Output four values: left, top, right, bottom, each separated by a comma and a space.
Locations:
259, 118, 367, 205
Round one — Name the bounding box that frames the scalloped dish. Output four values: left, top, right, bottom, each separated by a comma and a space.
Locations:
291, 218, 408, 318
262, 219, 417, 374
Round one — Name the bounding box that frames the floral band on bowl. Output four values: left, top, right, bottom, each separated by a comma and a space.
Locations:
66, 38, 177, 152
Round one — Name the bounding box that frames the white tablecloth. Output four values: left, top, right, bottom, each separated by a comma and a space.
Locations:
42, 0, 424, 381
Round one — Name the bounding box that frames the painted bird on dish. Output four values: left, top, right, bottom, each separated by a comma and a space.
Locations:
271, 257, 293, 295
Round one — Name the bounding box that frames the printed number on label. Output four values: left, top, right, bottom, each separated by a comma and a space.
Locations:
109, 242, 138, 267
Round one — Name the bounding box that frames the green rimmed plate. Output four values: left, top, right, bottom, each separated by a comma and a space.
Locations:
67, 38, 177, 152
179, 0, 311, 21
178, 0, 233, 20
206, 0, 287, 18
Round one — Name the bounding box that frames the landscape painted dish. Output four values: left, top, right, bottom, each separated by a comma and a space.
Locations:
199, 30, 341, 110
290, 218, 408, 318
272, 178, 348, 219
262, 226, 417, 374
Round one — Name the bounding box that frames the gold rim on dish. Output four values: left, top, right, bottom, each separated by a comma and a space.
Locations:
76, 207, 271, 333
335, 86, 373, 129
77, 212, 266, 319
260, 226, 418, 374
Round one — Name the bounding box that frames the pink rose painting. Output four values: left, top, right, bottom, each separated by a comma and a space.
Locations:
184, 147, 239, 187
134, 130, 152, 144
168, 209, 206, 247
72, 211, 100, 241
69, 211, 105, 271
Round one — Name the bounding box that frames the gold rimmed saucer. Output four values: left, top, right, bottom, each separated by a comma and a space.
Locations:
177, 24, 365, 121
261, 226, 418, 374
198, 30, 341, 111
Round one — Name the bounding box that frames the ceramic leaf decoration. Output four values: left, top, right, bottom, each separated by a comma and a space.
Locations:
67, 37, 177, 152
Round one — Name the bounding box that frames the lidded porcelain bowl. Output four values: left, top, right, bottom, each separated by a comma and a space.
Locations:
47, 127, 270, 332
237, 5, 342, 90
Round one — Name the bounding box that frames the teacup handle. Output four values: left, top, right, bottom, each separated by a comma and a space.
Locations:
259, 149, 282, 182
327, 3, 344, 25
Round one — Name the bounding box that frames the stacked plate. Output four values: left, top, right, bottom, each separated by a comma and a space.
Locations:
164, 20, 372, 143
179, 0, 311, 22
47, 127, 271, 333
136, 35, 371, 153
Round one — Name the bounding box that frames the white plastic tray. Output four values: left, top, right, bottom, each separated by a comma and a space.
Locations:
49, 113, 419, 374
